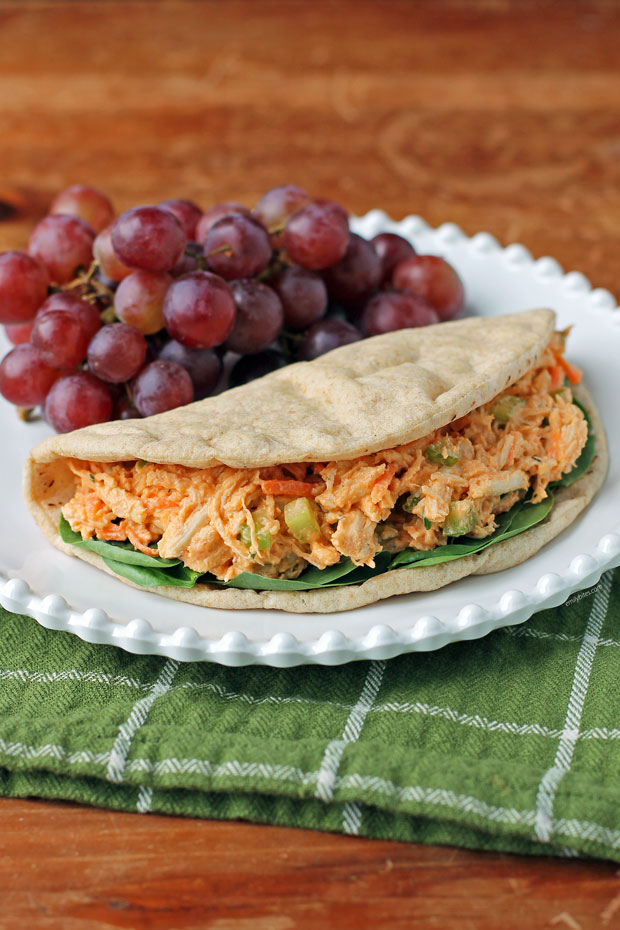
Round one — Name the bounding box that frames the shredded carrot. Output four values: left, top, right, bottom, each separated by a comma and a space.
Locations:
505, 432, 518, 467
549, 365, 565, 391
546, 430, 562, 461
124, 521, 160, 556
558, 356, 582, 385
97, 524, 127, 542
261, 479, 318, 497
370, 466, 396, 504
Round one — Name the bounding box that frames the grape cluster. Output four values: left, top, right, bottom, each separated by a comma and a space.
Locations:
0, 183, 465, 432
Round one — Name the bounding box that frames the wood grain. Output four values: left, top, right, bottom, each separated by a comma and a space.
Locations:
3, 797, 620, 930
1, 1, 620, 926
1, 0, 620, 298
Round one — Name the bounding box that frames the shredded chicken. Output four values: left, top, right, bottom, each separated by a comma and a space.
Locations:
62, 332, 588, 581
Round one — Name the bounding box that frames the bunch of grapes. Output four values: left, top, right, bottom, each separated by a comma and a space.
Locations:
0, 183, 465, 432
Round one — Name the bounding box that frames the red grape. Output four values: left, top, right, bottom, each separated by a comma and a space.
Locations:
29, 214, 95, 284
113, 393, 141, 420
229, 349, 287, 388
36, 292, 101, 344
270, 266, 327, 330
205, 214, 272, 280
158, 340, 222, 399
323, 233, 381, 307
360, 291, 439, 337
224, 280, 283, 355
0, 344, 61, 406
158, 198, 203, 239
163, 271, 236, 349
195, 202, 251, 244
253, 185, 312, 246
32, 309, 91, 369
283, 203, 349, 270
297, 319, 361, 361
87, 323, 147, 383
45, 372, 113, 432
93, 225, 132, 282
50, 185, 114, 234
392, 255, 465, 320
132, 360, 194, 416
114, 270, 170, 335
313, 198, 349, 222
4, 321, 34, 345
170, 249, 202, 278
371, 233, 416, 284
0, 251, 50, 325
111, 206, 186, 273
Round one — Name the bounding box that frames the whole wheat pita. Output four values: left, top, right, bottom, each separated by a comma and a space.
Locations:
23, 310, 607, 613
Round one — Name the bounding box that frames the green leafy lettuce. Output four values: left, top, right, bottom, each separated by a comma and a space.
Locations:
59, 403, 595, 592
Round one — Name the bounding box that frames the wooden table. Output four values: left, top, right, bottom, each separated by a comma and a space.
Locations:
2, 1, 620, 926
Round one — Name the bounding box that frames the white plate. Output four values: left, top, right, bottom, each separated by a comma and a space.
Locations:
1, 213, 619, 666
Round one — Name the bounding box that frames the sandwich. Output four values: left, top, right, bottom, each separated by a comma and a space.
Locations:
24, 309, 607, 613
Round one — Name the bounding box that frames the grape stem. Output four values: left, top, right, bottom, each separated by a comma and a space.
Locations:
65, 259, 100, 291
63, 258, 115, 309
17, 407, 36, 422
205, 243, 233, 258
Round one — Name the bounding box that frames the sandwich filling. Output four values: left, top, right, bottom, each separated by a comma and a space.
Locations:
61, 332, 587, 583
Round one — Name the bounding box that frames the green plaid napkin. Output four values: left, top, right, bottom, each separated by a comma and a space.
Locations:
1, 568, 619, 860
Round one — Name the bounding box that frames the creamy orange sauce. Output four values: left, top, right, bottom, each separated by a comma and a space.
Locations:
62, 333, 587, 582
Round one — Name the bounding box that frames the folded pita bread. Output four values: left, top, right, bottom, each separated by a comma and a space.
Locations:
23, 309, 607, 613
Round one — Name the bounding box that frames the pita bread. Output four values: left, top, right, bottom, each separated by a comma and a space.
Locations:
27, 309, 555, 468
23, 310, 607, 613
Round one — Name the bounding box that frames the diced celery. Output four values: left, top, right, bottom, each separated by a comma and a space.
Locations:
443, 500, 478, 536
490, 395, 525, 424
402, 493, 421, 513
238, 513, 272, 551
424, 442, 459, 467
283, 497, 320, 543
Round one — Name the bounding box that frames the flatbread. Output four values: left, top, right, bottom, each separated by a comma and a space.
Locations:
23, 311, 607, 614
27, 309, 554, 468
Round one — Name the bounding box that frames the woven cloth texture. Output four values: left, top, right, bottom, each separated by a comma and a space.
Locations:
1, 569, 619, 860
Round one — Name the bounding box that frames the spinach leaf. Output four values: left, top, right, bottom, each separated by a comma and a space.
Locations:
101, 557, 203, 588
211, 558, 360, 591
59, 514, 182, 568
